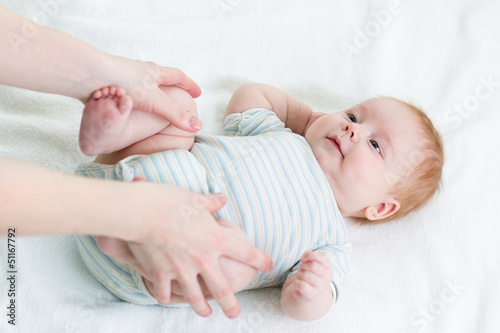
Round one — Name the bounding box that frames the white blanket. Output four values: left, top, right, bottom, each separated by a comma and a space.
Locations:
1, 1, 499, 332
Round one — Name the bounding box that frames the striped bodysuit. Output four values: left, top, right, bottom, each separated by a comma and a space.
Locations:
75, 108, 352, 306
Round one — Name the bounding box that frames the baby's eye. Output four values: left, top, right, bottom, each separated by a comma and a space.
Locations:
370, 140, 381, 154
348, 114, 357, 123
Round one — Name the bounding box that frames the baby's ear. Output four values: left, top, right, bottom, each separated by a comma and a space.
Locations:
364, 198, 400, 221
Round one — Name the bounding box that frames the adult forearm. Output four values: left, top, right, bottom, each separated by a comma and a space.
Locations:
0, 157, 138, 239
0, 5, 127, 101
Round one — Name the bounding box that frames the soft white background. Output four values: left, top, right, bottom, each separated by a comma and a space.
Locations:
0, 1, 499, 332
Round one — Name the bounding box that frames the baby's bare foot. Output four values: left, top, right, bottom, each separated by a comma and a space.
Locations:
79, 87, 133, 156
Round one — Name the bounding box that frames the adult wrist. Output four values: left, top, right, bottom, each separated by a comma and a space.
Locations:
88, 54, 154, 105
67, 175, 146, 241
72, 51, 122, 103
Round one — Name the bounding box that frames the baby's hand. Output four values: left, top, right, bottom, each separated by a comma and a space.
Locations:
290, 251, 333, 303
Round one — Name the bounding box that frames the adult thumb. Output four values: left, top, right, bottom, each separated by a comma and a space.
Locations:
197, 192, 227, 214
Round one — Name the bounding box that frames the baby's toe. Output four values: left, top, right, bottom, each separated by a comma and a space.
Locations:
118, 95, 133, 115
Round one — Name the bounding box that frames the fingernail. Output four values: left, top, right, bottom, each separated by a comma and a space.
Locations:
189, 116, 202, 130
201, 307, 212, 318
213, 192, 226, 202
265, 262, 274, 273
157, 297, 171, 306
228, 310, 240, 319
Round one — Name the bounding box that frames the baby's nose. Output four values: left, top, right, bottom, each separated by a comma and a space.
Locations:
344, 123, 360, 143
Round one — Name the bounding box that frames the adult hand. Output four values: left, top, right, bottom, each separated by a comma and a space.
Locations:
145, 218, 259, 306
0, 5, 269, 318
1, 5, 202, 132
96, 177, 273, 319
99, 58, 203, 132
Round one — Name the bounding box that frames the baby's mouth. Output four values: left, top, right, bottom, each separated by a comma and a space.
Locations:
328, 136, 344, 157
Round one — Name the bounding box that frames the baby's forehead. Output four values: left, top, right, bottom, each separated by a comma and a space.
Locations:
360, 98, 425, 156
359, 97, 407, 111
358, 97, 419, 123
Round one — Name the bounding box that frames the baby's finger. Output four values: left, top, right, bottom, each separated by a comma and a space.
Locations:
296, 269, 323, 288
300, 259, 327, 274
292, 279, 315, 303
301, 252, 330, 268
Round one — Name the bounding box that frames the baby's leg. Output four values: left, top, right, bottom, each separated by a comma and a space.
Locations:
132, 85, 199, 152
79, 87, 170, 156
94, 87, 198, 164
82, 86, 198, 164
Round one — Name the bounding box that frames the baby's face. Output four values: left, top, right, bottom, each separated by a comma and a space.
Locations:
304, 97, 422, 220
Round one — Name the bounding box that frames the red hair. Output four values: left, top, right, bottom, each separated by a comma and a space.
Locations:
384, 99, 444, 221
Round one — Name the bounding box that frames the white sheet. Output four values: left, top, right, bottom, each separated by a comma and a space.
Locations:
1, 1, 499, 332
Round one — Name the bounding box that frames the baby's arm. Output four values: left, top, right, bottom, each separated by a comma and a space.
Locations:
226, 83, 323, 136
280, 251, 334, 321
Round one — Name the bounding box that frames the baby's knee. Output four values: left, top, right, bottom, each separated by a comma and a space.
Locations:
156, 130, 195, 151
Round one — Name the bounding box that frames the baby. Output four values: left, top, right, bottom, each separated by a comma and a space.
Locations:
75, 83, 443, 321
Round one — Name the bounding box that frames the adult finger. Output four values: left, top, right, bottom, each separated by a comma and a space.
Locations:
178, 274, 212, 317
152, 271, 173, 306
170, 292, 188, 304
156, 66, 202, 98
200, 268, 240, 319
152, 91, 202, 133
217, 220, 274, 273
96, 236, 149, 278
195, 192, 227, 214
216, 218, 240, 230
125, 241, 176, 305
171, 278, 214, 301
